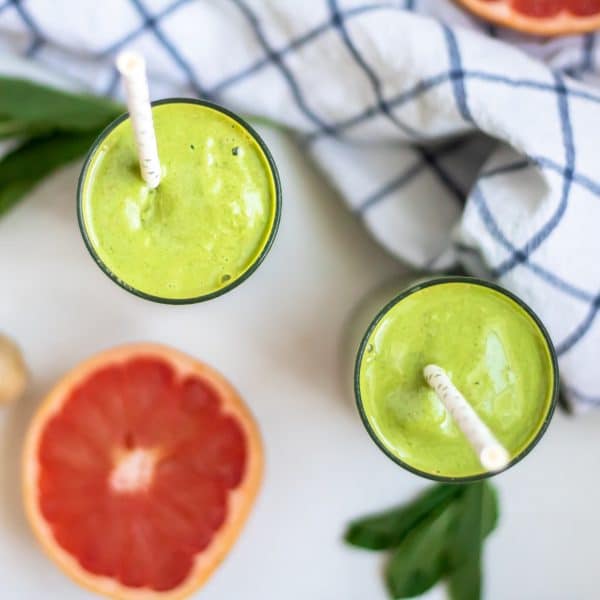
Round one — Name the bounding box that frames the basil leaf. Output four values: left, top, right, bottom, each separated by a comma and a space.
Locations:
0, 117, 45, 140
0, 78, 124, 217
242, 113, 286, 131
0, 131, 98, 217
385, 501, 456, 598
345, 481, 500, 600
480, 480, 499, 539
449, 482, 498, 565
446, 482, 499, 600
0, 77, 122, 135
345, 484, 462, 550
447, 556, 481, 600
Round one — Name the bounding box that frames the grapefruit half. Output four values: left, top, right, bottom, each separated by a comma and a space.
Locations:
23, 343, 263, 599
456, 0, 600, 35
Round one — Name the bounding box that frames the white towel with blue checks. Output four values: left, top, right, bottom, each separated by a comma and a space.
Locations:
1, 0, 599, 411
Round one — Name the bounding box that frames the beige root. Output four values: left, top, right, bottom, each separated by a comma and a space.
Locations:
0, 334, 27, 405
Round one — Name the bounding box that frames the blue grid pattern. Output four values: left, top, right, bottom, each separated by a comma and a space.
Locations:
129, 0, 207, 97
0, 0, 599, 407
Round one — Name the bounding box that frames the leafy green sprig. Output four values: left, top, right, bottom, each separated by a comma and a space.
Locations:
0, 77, 123, 216
345, 482, 499, 599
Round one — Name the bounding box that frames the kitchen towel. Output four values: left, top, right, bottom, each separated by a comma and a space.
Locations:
0, 0, 598, 410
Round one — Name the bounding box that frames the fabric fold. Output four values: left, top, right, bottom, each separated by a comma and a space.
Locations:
0, 0, 598, 410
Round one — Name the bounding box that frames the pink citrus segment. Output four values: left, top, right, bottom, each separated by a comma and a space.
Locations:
24, 345, 263, 599
457, 0, 600, 34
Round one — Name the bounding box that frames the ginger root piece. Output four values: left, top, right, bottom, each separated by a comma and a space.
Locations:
0, 334, 27, 405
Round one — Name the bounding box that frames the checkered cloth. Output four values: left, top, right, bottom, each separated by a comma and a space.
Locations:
1, 0, 599, 411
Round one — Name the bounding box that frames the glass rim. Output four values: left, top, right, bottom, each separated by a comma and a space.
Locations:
77, 97, 282, 305
353, 275, 560, 483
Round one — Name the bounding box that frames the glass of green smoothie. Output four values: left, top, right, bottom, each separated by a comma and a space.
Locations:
77, 98, 281, 304
353, 276, 558, 482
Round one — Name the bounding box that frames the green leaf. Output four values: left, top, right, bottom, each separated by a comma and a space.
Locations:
449, 482, 498, 566
242, 113, 287, 132
480, 481, 499, 539
345, 484, 462, 550
0, 117, 43, 140
446, 482, 499, 600
0, 77, 122, 136
0, 131, 98, 217
385, 501, 456, 598
447, 556, 481, 600
449, 482, 485, 569
344, 482, 500, 600
0, 78, 124, 217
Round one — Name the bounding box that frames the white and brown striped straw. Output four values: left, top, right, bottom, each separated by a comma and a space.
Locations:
424, 364, 510, 472
116, 50, 161, 189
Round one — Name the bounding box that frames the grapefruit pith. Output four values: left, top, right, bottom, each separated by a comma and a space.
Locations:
456, 0, 600, 35
23, 343, 263, 599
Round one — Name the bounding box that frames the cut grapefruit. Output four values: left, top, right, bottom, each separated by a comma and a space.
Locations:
23, 343, 263, 599
456, 0, 600, 35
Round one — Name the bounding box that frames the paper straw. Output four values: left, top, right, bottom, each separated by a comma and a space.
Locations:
423, 364, 510, 472
116, 51, 161, 189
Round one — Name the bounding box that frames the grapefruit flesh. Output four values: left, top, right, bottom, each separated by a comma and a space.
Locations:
23, 344, 263, 599
456, 0, 600, 34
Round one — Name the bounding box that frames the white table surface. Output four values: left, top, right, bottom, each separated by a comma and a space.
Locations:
1, 65, 600, 600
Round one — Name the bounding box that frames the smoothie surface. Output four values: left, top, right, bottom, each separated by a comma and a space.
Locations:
81, 102, 277, 300
358, 281, 555, 478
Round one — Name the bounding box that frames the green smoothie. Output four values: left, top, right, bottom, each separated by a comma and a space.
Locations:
356, 279, 556, 479
79, 100, 279, 301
